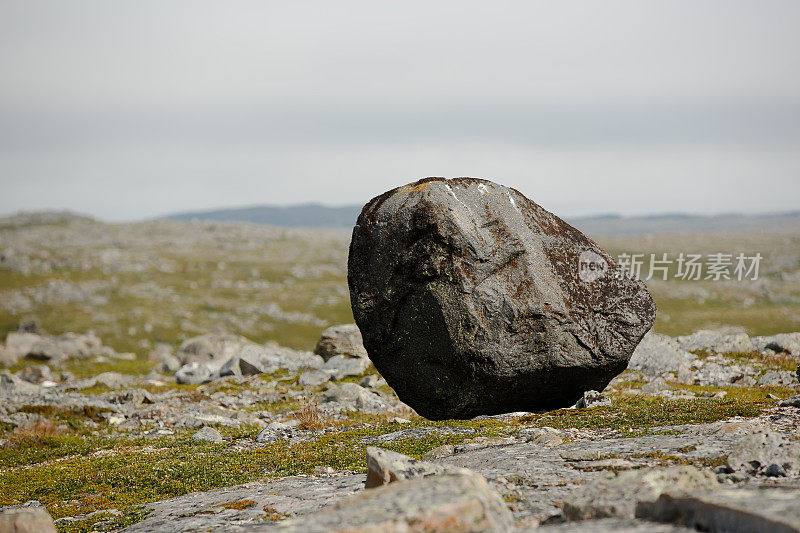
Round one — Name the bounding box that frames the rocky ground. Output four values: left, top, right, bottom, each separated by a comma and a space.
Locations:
1, 212, 800, 532
1, 322, 799, 532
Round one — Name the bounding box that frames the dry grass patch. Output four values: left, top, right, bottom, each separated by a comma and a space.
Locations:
6, 419, 64, 446
292, 403, 327, 430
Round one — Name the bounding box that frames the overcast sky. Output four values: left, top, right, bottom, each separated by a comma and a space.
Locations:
1, 1, 799, 221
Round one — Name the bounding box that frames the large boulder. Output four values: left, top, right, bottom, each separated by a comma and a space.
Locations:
348, 177, 655, 419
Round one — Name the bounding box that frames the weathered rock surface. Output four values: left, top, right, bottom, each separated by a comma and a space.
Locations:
176, 332, 254, 370
313, 324, 367, 361
676, 328, 755, 354
348, 177, 656, 419
0, 500, 57, 533
642, 487, 800, 533
120, 476, 365, 532
752, 332, 800, 356
264, 471, 514, 533
317, 383, 393, 414
562, 467, 718, 520
628, 332, 694, 377
365, 446, 463, 488
726, 431, 800, 475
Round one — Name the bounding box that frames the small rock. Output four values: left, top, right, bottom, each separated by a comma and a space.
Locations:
764, 463, 787, 477
751, 332, 800, 356
778, 394, 800, 407
272, 471, 513, 532
255, 422, 294, 443
175, 362, 212, 385
575, 390, 611, 409
520, 427, 566, 446
0, 371, 40, 394
16, 365, 54, 384
365, 446, 464, 488
193, 426, 224, 443
359, 375, 386, 388
629, 333, 695, 377
642, 377, 673, 394
314, 324, 368, 361
318, 383, 393, 414
676, 328, 755, 354
563, 466, 718, 520
0, 500, 57, 533
321, 355, 371, 380
297, 369, 336, 387
389, 417, 411, 424
727, 431, 800, 475
643, 487, 800, 532
176, 332, 254, 370
757, 370, 797, 387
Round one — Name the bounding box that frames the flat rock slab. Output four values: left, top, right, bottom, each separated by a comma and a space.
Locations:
236, 472, 514, 532
120, 475, 363, 532
433, 426, 750, 525
642, 486, 800, 533
348, 177, 655, 419
538, 518, 695, 532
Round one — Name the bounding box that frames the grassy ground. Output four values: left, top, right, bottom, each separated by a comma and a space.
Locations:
1, 382, 790, 532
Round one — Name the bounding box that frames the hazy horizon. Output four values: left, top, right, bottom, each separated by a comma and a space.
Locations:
2, 1, 799, 221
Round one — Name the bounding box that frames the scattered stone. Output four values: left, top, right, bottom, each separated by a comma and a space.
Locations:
176, 332, 254, 370
629, 332, 695, 377
726, 431, 800, 475
367, 426, 476, 444
422, 445, 456, 460
320, 354, 370, 379
318, 383, 393, 414
365, 447, 462, 488
539, 518, 695, 532
313, 324, 367, 361
642, 487, 800, 533
255, 422, 294, 443
642, 377, 673, 394
779, 394, 800, 407
0, 500, 57, 533
271, 471, 514, 532
16, 364, 54, 384
0, 371, 40, 395
359, 375, 385, 388
576, 390, 611, 409
348, 177, 656, 420
752, 332, 800, 356
758, 370, 798, 387
519, 427, 566, 446
676, 328, 755, 354
192, 426, 224, 443
93, 371, 133, 389
297, 369, 335, 387
563, 466, 718, 520
764, 463, 787, 477
175, 362, 213, 385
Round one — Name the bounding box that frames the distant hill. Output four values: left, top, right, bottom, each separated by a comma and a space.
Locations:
568, 211, 800, 236
163, 204, 800, 235
166, 204, 362, 228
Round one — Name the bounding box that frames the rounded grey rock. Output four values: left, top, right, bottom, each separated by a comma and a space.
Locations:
348, 177, 656, 419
